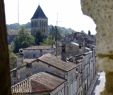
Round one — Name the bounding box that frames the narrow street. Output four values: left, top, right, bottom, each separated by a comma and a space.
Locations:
92, 72, 105, 95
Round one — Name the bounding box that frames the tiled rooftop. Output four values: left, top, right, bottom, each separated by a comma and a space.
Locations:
38, 53, 77, 72
12, 72, 65, 94
31, 72, 65, 93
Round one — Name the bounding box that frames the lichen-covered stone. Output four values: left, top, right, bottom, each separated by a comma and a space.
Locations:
81, 0, 113, 72
81, 0, 113, 94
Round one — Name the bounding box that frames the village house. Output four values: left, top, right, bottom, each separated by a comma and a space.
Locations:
66, 45, 96, 95
12, 72, 66, 95
11, 41, 96, 95
62, 32, 96, 48
11, 53, 78, 95
19, 45, 55, 59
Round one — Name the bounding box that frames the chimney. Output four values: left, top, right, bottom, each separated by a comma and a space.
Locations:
88, 30, 91, 36
61, 43, 66, 61
79, 41, 85, 54
17, 49, 24, 67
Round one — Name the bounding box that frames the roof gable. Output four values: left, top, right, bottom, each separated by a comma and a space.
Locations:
31, 5, 47, 19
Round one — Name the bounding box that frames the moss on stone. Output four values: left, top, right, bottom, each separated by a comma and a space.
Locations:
101, 72, 113, 95
97, 53, 113, 59
105, 72, 113, 93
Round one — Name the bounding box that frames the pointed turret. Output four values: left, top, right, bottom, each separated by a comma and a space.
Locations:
31, 5, 47, 19
31, 5, 48, 39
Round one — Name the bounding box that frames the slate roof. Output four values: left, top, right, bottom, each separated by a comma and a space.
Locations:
12, 72, 65, 94
31, 5, 47, 19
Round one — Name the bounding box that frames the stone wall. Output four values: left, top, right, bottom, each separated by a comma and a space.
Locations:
81, 0, 113, 94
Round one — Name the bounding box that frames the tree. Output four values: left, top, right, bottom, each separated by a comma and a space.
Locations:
9, 52, 17, 69
49, 26, 62, 41
0, 0, 11, 94
9, 45, 17, 69
42, 26, 62, 45
55, 26, 62, 41
13, 28, 35, 52
34, 30, 46, 45
42, 35, 54, 45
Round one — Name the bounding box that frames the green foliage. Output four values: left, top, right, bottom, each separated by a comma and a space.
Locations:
7, 23, 75, 38
54, 26, 62, 41
34, 30, 46, 45
7, 23, 20, 30
42, 26, 62, 45
8, 45, 17, 69
42, 35, 54, 45
13, 28, 35, 52
49, 25, 75, 37
49, 26, 62, 41
9, 51, 17, 69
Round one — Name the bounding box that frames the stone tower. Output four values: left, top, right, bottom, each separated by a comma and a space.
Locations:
31, 5, 48, 36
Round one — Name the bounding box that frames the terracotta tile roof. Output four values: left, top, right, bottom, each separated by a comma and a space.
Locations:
12, 72, 65, 94
38, 53, 76, 72
31, 72, 65, 93
23, 46, 53, 50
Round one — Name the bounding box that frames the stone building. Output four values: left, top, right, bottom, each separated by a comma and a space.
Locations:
11, 49, 96, 95
31, 5, 48, 36
11, 42, 96, 95
67, 46, 96, 95
62, 32, 96, 47
11, 53, 78, 95
12, 72, 65, 95
81, 1, 113, 94
19, 45, 55, 59
60, 41, 90, 60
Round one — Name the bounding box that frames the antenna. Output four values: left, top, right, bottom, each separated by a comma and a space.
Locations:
18, 0, 19, 24
56, 12, 58, 26
55, 12, 58, 56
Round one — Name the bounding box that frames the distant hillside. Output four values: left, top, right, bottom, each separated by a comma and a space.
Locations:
7, 23, 20, 30
7, 23, 76, 37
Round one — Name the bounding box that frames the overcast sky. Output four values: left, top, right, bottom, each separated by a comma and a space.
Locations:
4, 0, 96, 34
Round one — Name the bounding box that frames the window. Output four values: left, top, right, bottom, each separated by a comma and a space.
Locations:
26, 63, 32, 68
